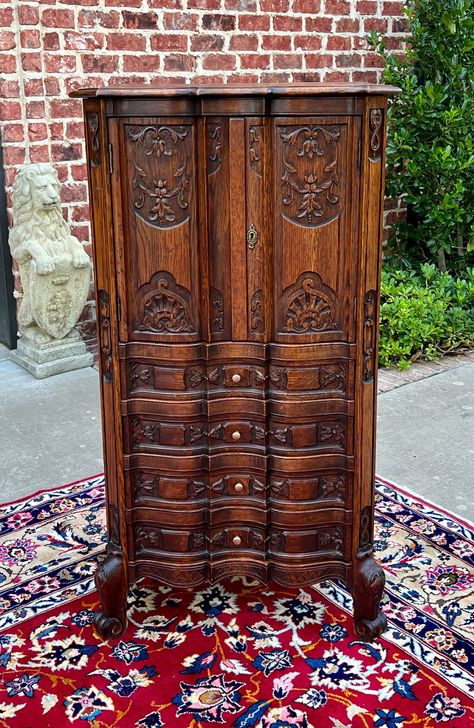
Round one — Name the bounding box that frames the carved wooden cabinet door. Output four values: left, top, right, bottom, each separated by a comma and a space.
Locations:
77, 83, 399, 640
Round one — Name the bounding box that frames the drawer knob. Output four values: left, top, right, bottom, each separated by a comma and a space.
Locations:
232, 535, 242, 546
232, 373, 241, 384
234, 482, 244, 492
232, 430, 241, 441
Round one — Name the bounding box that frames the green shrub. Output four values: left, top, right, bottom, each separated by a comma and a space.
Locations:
379, 263, 474, 369
369, 0, 474, 272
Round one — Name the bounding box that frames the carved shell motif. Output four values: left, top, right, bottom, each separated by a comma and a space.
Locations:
281, 272, 338, 334
137, 271, 196, 335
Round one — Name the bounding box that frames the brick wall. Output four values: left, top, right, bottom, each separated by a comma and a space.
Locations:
0, 0, 407, 348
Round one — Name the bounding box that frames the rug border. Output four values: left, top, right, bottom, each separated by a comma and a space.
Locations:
376, 473, 474, 531
0, 472, 104, 508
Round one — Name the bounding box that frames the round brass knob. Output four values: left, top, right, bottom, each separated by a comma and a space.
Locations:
232, 430, 241, 441
232, 535, 242, 546
232, 373, 241, 384
234, 482, 244, 492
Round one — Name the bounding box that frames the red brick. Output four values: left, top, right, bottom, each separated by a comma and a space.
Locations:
123, 55, 162, 72
26, 100, 45, 119
202, 14, 236, 30
240, 53, 271, 69
225, 0, 257, 9
18, 5, 39, 24
306, 17, 333, 32
227, 73, 259, 83
43, 32, 60, 51
325, 0, 350, 13
293, 72, 322, 82
336, 18, 360, 32
353, 36, 368, 50
163, 54, 195, 72
230, 34, 258, 51
0, 80, 19, 98
0, 55, 17, 73
261, 35, 292, 51
273, 53, 302, 69
363, 52, 384, 68
107, 34, 147, 51
384, 36, 404, 50
2, 124, 24, 143
353, 70, 378, 83
164, 12, 199, 30
293, 0, 321, 11
261, 0, 289, 10
50, 99, 82, 118
151, 35, 187, 51
357, 0, 377, 13
188, 0, 221, 7
324, 70, 350, 82
305, 53, 334, 68
122, 10, 158, 29
59, 0, 97, 5
78, 9, 120, 28
0, 31, 15, 50
336, 53, 362, 67
71, 225, 90, 243
393, 18, 408, 32
72, 164, 88, 181
51, 142, 83, 163
81, 54, 120, 73
72, 204, 90, 223
3, 145, 26, 165
60, 183, 88, 203
41, 8, 75, 27
28, 123, 48, 141
364, 18, 389, 32
0, 7, 13, 25
44, 54, 77, 73
105, 0, 142, 5
327, 36, 351, 50
64, 32, 104, 51
273, 15, 302, 31
260, 71, 291, 83
44, 78, 61, 96
20, 29, 40, 48
238, 15, 271, 30
294, 35, 322, 50
191, 35, 224, 51
49, 122, 65, 141
24, 79, 44, 96
21, 53, 42, 72
383, 1, 405, 14
66, 121, 85, 138
148, 0, 183, 6
202, 53, 237, 70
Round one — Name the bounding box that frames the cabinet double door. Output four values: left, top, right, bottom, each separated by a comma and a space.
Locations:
110, 111, 361, 587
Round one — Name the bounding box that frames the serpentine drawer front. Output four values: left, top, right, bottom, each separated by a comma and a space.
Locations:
74, 82, 399, 642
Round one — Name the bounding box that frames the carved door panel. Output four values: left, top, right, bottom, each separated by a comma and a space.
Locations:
272, 116, 360, 343
111, 117, 201, 344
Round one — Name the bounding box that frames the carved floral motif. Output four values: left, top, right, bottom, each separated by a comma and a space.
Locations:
210, 287, 224, 334
98, 289, 113, 383
249, 125, 263, 176
207, 124, 221, 174
87, 112, 100, 168
369, 109, 383, 162
129, 124, 190, 228
281, 272, 338, 334
363, 289, 376, 383
250, 289, 264, 334
280, 125, 341, 226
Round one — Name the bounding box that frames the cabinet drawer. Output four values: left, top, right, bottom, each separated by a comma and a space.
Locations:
268, 525, 350, 558
268, 416, 353, 454
209, 419, 266, 450
210, 473, 266, 500
127, 502, 206, 530
209, 526, 266, 553
211, 503, 266, 527
125, 415, 207, 454
269, 471, 351, 506
127, 469, 207, 507
207, 363, 265, 392
269, 360, 353, 398
131, 523, 207, 557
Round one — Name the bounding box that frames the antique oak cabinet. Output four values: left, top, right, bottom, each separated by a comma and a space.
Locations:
74, 83, 398, 641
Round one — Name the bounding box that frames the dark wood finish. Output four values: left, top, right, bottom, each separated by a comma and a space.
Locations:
77, 83, 398, 642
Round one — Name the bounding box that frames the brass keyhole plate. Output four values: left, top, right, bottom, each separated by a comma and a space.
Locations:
247, 224, 259, 250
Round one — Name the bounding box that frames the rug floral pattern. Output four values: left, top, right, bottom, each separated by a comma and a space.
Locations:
0, 476, 472, 727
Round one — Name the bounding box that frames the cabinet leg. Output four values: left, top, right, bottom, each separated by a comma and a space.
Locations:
94, 550, 128, 639
352, 552, 387, 641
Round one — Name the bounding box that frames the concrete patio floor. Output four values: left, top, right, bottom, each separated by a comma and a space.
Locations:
0, 343, 473, 520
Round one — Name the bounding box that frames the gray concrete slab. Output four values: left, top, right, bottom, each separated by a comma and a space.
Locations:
0, 359, 103, 503
376, 362, 474, 520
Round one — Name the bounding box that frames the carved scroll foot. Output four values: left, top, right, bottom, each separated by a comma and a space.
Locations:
93, 551, 128, 639
352, 552, 387, 642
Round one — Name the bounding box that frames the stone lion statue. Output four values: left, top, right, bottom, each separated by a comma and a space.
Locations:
9, 163, 91, 341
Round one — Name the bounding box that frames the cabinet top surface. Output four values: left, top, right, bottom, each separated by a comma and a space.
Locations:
71, 82, 400, 99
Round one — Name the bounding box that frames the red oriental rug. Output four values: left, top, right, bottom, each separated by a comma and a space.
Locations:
0, 475, 472, 727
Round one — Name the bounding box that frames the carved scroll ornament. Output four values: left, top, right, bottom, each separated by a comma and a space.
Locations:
280, 272, 338, 334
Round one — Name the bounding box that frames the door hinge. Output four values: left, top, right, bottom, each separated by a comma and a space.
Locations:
108, 143, 113, 174
116, 296, 121, 322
